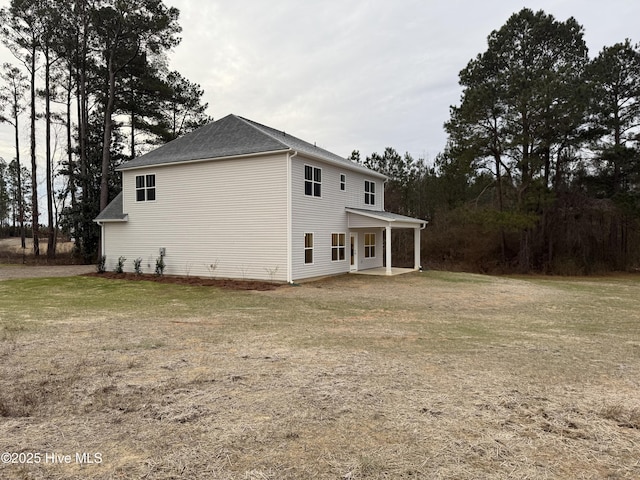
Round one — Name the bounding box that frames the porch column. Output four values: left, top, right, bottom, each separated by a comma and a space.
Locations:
414, 226, 421, 270
385, 225, 392, 275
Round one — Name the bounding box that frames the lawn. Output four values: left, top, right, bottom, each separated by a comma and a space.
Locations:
0, 271, 639, 479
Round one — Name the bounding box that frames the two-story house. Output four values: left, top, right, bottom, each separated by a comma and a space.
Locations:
95, 114, 426, 282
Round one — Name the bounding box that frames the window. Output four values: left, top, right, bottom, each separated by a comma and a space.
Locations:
364, 233, 376, 258
331, 233, 346, 261
340, 174, 346, 191
305, 165, 321, 197
365, 180, 375, 205
136, 174, 156, 202
304, 233, 314, 264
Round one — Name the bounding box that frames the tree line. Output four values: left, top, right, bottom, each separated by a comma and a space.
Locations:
1, 5, 637, 274
0, 0, 210, 261
357, 9, 640, 274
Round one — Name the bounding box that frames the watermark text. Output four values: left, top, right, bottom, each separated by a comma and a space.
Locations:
1, 452, 102, 465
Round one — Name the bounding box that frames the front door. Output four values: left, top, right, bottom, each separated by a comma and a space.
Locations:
350, 233, 358, 272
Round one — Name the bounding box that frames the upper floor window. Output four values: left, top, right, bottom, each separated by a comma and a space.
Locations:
365, 180, 375, 205
136, 174, 156, 202
340, 174, 346, 191
305, 165, 321, 197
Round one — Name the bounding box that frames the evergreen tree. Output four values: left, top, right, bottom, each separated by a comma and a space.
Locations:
445, 8, 590, 270
1, 0, 44, 255
0, 62, 28, 247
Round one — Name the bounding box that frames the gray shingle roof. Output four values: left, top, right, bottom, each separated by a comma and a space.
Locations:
116, 114, 386, 179
94, 192, 127, 221
240, 116, 358, 169
117, 114, 288, 170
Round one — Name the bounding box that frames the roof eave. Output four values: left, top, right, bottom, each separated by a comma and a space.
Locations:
94, 215, 128, 224
346, 208, 426, 225
116, 149, 291, 172
294, 150, 388, 180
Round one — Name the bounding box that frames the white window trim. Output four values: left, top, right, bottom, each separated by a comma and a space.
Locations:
304, 232, 314, 265
304, 165, 322, 198
364, 232, 376, 259
135, 173, 156, 202
331, 232, 346, 262
340, 173, 346, 191
365, 180, 375, 205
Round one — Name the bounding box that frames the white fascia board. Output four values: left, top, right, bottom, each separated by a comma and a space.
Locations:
346, 208, 426, 226
93, 215, 129, 224
295, 150, 388, 180
116, 149, 290, 172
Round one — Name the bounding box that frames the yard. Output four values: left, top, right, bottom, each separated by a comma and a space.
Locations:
0, 271, 639, 479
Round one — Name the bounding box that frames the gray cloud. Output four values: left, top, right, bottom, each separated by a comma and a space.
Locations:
1, 0, 639, 169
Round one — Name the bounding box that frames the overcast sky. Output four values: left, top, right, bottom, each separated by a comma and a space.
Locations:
1, 0, 639, 174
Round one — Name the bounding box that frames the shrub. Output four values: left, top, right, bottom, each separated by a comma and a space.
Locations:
115, 256, 126, 274
97, 255, 107, 274
155, 256, 165, 276
133, 257, 142, 275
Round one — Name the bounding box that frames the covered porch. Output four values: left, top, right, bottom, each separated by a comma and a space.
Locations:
346, 207, 427, 276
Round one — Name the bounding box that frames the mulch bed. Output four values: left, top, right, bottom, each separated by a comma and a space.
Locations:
84, 272, 282, 291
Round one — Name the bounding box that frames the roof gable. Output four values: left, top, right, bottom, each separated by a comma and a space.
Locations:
117, 114, 386, 179
118, 114, 289, 170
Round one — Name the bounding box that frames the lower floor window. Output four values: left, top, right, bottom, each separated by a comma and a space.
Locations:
364, 232, 376, 258
331, 233, 346, 261
304, 233, 313, 264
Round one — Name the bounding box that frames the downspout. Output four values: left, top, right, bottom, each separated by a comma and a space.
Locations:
287, 150, 297, 284
96, 220, 105, 260
382, 178, 388, 210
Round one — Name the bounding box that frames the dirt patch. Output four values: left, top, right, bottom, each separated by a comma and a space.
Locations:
85, 272, 281, 291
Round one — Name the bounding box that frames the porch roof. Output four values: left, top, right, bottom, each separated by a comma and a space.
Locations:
345, 207, 427, 229
94, 192, 128, 223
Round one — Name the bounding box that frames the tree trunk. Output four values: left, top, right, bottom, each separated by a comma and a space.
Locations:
13, 108, 25, 250
29, 45, 39, 256
131, 109, 136, 159
100, 62, 117, 213
76, 0, 89, 257
66, 64, 77, 244
45, 54, 56, 259
494, 153, 506, 263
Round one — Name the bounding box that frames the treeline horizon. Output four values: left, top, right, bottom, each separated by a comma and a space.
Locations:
357, 8, 640, 274
0, 0, 211, 261
2, 6, 639, 274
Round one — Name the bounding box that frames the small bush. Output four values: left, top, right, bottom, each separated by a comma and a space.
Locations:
97, 255, 107, 273
155, 256, 165, 276
115, 256, 126, 274
206, 259, 219, 278
133, 257, 142, 275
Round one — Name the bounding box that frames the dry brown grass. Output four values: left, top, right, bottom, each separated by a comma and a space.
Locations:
0, 271, 639, 479
0, 237, 75, 256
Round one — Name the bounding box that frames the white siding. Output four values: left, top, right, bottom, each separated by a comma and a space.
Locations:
348, 215, 387, 229
351, 229, 384, 270
102, 154, 289, 281
291, 155, 384, 280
